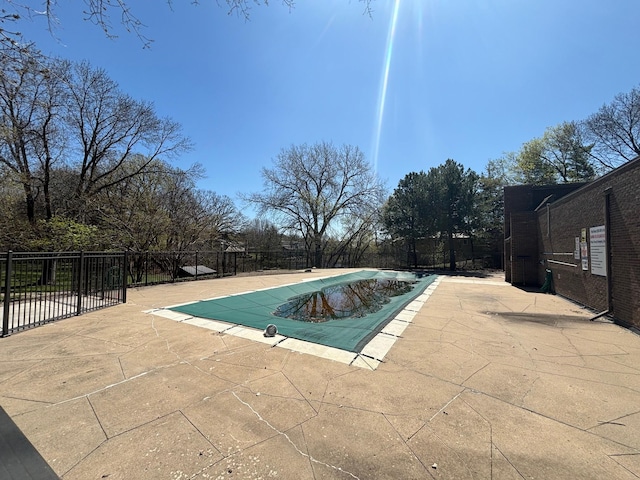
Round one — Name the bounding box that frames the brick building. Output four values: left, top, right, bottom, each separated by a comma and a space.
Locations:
504, 157, 640, 330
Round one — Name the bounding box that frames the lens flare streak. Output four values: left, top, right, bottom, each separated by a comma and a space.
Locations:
372, 0, 401, 173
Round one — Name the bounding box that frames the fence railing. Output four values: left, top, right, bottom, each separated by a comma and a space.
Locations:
1, 251, 126, 337
125, 250, 321, 287
1, 245, 501, 337
124, 249, 406, 287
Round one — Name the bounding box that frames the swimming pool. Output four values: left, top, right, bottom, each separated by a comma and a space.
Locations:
273, 277, 415, 322
164, 270, 436, 354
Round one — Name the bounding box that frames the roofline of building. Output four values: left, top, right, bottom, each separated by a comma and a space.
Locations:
545, 155, 640, 209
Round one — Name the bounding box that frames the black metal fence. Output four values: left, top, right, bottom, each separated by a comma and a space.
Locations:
126, 250, 337, 286
124, 249, 406, 287
1, 251, 126, 337
1, 245, 500, 337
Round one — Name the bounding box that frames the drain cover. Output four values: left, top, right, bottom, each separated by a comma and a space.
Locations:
264, 324, 278, 337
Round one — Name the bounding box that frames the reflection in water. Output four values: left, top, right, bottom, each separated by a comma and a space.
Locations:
273, 279, 414, 323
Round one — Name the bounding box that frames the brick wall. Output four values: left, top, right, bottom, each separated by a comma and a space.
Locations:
509, 212, 538, 286
603, 161, 639, 327
504, 183, 585, 284
504, 183, 586, 238
537, 198, 608, 312
535, 158, 640, 328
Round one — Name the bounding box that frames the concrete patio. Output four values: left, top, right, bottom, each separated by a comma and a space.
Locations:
1, 269, 639, 479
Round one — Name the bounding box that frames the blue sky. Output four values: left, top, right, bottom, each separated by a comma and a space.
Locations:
17, 0, 640, 210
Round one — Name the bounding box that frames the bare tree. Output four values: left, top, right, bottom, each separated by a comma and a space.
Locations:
1, 52, 191, 223
244, 141, 385, 268
241, 218, 282, 252
31, 57, 69, 219
325, 207, 380, 268
0, 165, 29, 249
0, 47, 63, 222
155, 170, 245, 278
64, 61, 192, 218
1, 0, 374, 49
93, 159, 243, 252
584, 85, 640, 170
91, 157, 177, 252
0, 50, 39, 221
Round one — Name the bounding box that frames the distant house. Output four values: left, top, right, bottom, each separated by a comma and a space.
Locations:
281, 240, 304, 251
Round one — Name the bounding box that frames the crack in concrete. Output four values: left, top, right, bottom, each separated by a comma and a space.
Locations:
462, 362, 491, 386
53, 397, 110, 475
87, 396, 108, 440
607, 453, 640, 479
117, 356, 126, 379
492, 442, 527, 479
49, 370, 150, 408
429, 390, 465, 422
560, 329, 588, 367
147, 315, 240, 385
281, 370, 321, 415
231, 391, 361, 480
180, 409, 223, 461
381, 415, 436, 479
588, 409, 640, 431
520, 376, 540, 406
461, 398, 496, 480
61, 437, 105, 477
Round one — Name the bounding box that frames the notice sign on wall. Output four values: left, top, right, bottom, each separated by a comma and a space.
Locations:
590, 225, 607, 276
580, 228, 589, 271
581, 242, 589, 270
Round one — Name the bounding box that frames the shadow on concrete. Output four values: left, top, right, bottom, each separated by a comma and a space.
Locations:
409, 269, 503, 279
510, 283, 545, 293
0, 406, 59, 479
485, 311, 593, 327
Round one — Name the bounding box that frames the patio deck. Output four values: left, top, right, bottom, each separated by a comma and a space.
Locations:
0, 269, 638, 479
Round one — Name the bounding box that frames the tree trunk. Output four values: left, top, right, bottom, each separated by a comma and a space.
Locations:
310, 232, 322, 268
411, 240, 418, 268
38, 258, 57, 285
314, 241, 322, 268
23, 183, 36, 223
43, 162, 53, 220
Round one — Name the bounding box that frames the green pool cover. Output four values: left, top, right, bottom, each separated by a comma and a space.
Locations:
170, 270, 436, 353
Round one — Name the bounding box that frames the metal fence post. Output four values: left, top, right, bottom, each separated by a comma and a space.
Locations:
76, 251, 85, 316
100, 255, 106, 300
122, 251, 128, 304
2, 251, 12, 337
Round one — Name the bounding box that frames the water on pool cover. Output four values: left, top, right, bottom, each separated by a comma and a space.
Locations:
273, 278, 414, 323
